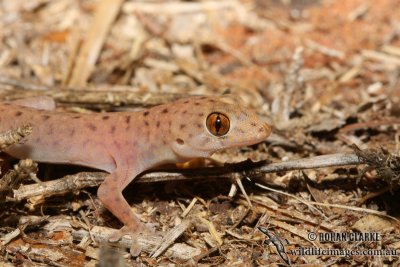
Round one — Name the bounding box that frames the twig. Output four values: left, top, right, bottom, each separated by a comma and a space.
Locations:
382, 45, 400, 57
362, 49, 400, 67
252, 183, 327, 219
191, 247, 219, 264
305, 39, 345, 59
359, 187, 390, 204
255, 183, 399, 222
12, 153, 363, 201
123, 0, 242, 15
0, 75, 48, 91
229, 207, 251, 230
212, 39, 254, 67
348, 3, 369, 21
39, 217, 200, 261
234, 173, 252, 207
338, 118, 400, 133
0, 74, 122, 91
1, 159, 38, 201
68, 0, 124, 86
150, 219, 193, 258
0, 87, 189, 109
258, 153, 362, 173
272, 47, 305, 128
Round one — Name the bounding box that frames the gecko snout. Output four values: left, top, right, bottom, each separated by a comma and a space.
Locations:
257, 122, 272, 140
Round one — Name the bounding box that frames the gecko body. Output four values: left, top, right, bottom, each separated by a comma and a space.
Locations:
0, 95, 271, 255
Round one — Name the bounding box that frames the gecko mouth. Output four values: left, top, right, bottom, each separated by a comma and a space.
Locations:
229, 124, 271, 147
229, 139, 265, 148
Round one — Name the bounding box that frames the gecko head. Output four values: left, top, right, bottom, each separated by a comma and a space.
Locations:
170, 95, 272, 160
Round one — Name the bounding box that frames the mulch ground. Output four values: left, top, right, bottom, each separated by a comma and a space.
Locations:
1, 0, 400, 266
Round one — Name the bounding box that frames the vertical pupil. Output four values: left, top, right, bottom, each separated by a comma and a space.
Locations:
215, 115, 221, 133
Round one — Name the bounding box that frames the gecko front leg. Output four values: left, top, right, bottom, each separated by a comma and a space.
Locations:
97, 168, 154, 256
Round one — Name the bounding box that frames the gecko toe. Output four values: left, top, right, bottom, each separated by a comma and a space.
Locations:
108, 226, 143, 256
129, 242, 142, 257
108, 223, 158, 256
108, 229, 125, 243
108, 225, 136, 242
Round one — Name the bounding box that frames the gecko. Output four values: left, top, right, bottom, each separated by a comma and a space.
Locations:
0, 95, 272, 255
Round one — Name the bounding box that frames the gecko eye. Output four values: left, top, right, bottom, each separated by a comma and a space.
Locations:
206, 112, 230, 136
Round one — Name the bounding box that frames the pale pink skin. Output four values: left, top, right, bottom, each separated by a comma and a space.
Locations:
0, 95, 271, 254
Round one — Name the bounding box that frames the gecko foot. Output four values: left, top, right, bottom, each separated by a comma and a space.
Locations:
109, 223, 156, 256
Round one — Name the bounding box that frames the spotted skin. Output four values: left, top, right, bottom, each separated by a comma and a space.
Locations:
0, 95, 271, 255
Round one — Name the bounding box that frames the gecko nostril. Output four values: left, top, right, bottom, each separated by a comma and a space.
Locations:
176, 138, 184, 145
257, 123, 271, 136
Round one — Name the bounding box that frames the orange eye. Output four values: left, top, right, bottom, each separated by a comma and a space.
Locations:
206, 112, 230, 136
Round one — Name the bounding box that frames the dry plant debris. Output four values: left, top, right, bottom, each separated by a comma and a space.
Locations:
1, 0, 400, 266
0, 124, 32, 151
